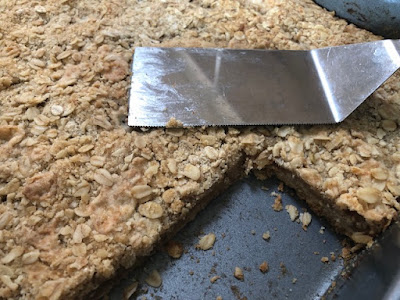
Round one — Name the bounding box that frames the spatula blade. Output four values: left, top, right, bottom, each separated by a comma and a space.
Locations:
128, 40, 400, 127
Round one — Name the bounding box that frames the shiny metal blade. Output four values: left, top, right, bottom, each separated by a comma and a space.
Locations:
128, 40, 400, 127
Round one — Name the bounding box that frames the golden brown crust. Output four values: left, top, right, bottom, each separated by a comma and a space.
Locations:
0, 0, 399, 298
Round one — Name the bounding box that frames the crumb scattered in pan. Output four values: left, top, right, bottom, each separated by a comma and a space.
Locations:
165, 117, 183, 128
189, 271, 194, 276
292, 278, 297, 284
319, 226, 325, 234
341, 247, 351, 260
197, 233, 216, 250
313, 251, 320, 255
285, 205, 299, 221
278, 182, 284, 192
145, 270, 162, 288
280, 263, 288, 275
216, 296, 223, 300
259, 261, 269, 273
262, 231, 271, 241
210, 264, 217, 275
251, 230, 256, 235
210, 275, 221, 283
123, 281, 138, 300
234, 267, 244, 281
261, 186, 269, 191
230, 285, 247, 300
299, 212, 312, 230
321, 257, 329, 263
272, 194, 283, 211
165, 240, 184, 259
330, 252, 336, 262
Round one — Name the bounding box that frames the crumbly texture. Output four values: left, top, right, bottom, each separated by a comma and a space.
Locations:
0, 0, 399, 299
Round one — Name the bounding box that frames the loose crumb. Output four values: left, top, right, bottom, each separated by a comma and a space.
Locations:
189, 271, 194, 276
123, 282, 138, 300
262, 231, 271, 241
216, 296, 223, 300
234, 267, 244, 281
197, 233, 216, 250
272, 194, 283, 211
292, 278, 297, 284
341, 247, 351, 260
259, 261, 269, 273
330, 252, 336, 262
319, 226, 326, 234
313, 251, 320, 255
145, 270, 162, 288
299, 212, 312, 230
285, 205, 299, 221
321, 257, 329, 263
331, 281, 337, 288
278, 182, 284, 192
165, 117, 183, 128
280, 263, 288, 275
210, 275, 221, 283
165, 240, 184, 259
251, 230, 256, 235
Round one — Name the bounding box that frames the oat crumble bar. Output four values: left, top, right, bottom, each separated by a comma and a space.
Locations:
0, 0, 399, 298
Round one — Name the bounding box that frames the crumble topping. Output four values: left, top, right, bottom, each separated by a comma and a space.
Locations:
0, 0, 399, 298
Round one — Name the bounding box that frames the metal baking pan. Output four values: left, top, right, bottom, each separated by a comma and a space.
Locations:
109, 175, 400, 299
109, 2, 400, 298
314, 0, 400, 39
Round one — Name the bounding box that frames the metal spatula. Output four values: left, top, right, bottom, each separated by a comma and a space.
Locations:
128, 39, 400, 127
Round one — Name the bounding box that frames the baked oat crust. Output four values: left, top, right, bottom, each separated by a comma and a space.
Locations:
0, 0, 399, 298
